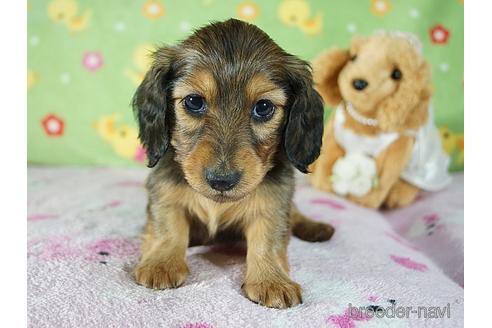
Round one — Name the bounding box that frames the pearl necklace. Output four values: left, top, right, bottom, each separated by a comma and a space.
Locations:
345, 102, 379, 127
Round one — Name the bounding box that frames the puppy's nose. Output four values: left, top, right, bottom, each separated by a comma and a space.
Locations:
205, 169, 241, 192
352, 79, 369, 91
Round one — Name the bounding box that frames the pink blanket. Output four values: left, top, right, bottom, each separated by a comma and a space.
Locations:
28, 167, 463, 327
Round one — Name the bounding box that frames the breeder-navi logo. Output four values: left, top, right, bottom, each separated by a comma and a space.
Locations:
348, 303, 451, 319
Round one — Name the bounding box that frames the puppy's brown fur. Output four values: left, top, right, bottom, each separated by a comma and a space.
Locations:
132, 19, 334, 308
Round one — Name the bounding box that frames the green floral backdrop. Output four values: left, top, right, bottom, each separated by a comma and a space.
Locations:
27, 0, 464, 170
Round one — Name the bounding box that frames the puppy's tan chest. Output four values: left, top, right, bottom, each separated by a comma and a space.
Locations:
189, 196, 240, 236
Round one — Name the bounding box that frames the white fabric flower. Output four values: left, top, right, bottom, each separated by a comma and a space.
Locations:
331, 153, 378, 197
350, 175, 373, 197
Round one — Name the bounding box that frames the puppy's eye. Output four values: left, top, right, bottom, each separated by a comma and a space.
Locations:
183, 94, 206, 115
252, 99, 275, 121
391, 68, 402, 80
350, 54, 357, 61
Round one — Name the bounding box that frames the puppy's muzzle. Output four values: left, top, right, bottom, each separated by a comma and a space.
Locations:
205, 169, 241, 192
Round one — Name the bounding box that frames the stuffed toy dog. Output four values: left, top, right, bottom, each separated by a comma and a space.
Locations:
309, 32, 451, 209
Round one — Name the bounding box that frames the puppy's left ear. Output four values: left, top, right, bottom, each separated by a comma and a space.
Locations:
283, 57, 325, 173
132, 47, 176, 168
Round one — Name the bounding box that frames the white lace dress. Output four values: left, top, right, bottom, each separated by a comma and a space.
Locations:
331, 103, 452, 196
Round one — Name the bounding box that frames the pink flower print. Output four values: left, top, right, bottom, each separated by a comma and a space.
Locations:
32, 237, 140, 262
107, 200, 122, 208
28, 214, 59, 222
390, 255, 428, 272
134, 145, 146, 162
327, 307, 371, 328
82, 51, 104, 71
98, 200, 123, 211
367, 295, 379, 302
422, 213, 440, 235
423, 213, 439, 225
328, 315, 354, 328
38, 236, 80, 260
310, 197, 346, 210
85, 238, 140, 260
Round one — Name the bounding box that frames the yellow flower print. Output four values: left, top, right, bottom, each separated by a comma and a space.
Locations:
134, 44, 154, 72
68, 11, 91, 32
47, 0, 91, 32
143, 0, 165, 20
370, 0, 392, 17
124, 44, 156, 85
456, 136, 464, 165
28, 70, 38, 90
94, 114, 144, 162
237, 2, 259, 22
300, 13, 322, 35
48, 0, 78, 24
278, 0, 310, 27
439, 127, 464, 166
278, 0, 323, 35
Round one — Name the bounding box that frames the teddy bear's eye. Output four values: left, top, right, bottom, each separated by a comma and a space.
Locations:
350, 55, 357, 61
391, 68, 402, 80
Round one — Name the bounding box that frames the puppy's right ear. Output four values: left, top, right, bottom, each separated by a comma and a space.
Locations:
132, 47, 175, 168
312, 48, 351, 106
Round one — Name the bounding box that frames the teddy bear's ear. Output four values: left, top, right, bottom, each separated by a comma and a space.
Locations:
377, 60, 432, 131
350, 36, 368, 53
312, 48, 351, 107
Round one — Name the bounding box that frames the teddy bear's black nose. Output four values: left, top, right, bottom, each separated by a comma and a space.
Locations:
352, 79, 369, 91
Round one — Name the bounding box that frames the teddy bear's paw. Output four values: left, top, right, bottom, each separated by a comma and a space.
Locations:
384, 180, 420, 209
348, 192, 384, 209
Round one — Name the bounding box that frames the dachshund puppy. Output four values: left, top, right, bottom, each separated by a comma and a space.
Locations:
132, 19, 334, 309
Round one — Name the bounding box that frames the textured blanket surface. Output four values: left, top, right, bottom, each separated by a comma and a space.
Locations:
27, 167, 464, 327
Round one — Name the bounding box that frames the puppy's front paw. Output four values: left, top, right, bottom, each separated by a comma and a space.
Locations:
134, 258, 189, 289
243, 278, 302, 309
